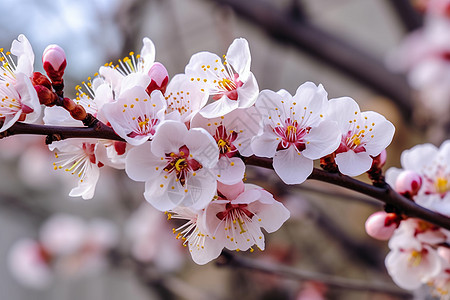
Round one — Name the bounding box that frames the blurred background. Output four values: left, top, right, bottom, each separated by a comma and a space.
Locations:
0, 0, 445, 299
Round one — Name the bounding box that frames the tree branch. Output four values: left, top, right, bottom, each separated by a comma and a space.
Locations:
243, 156, 450, 231
217, 250, 412, 298
2, 122, 449, 230
0, 122, 124, 144
387, 0, 423, 31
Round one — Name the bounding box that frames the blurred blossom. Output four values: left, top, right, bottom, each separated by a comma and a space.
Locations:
8, 214, 118, 288
56, 218, 119, 276
39, 214, 88, 256
296, 282, 327, 300
387, 4, 450, 121
8, 238, 53, 289
126, 203, 185, 271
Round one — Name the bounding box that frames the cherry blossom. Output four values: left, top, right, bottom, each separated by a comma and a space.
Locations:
185, 38, 259, 118
203, 182, 290, 254
252, 82, 340, 184
126, 203, 184, 271
191, 107, 261, 184
0, 34, 41, 132
386, 141, 450, 215
99, 37, 156, 95
39, 214, 87, 255
169, 206, 223, 265
49, 139, 102, 200
43, 77, 122, 199
102, 87, 166, 145
385, 245, 442, 290
164, 74, 208, 123
326, 97, 395, 176
7, 238, 53, 289
125, 120, 219, 211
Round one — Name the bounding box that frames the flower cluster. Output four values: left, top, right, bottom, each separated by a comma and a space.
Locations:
1, 35, 395, 265
388, 0, 450, 122
365, 141, 450, 296
8, 214, 117, 288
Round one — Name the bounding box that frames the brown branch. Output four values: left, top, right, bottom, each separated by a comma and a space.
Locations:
0, 121, 124, 144
387, 0, 423, 31
2, 122, 449, 230
217, 251, 412, 298
243, 156, 450, 231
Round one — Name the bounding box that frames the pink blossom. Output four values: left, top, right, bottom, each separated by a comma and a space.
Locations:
252, 82, 340, 184
327, 97, 395, 176
125, 120, 219, 211
203, 182, 290, 253
0, 34, 40, 131
185, 38, 259, 118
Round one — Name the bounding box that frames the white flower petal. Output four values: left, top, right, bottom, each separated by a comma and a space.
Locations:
185, 127, 219, 169
361, 111, 395, 156
141, 37, 156, 72
214, 156, 245, 185
251, 126, 280, 158
11, 34, 34, 76
226, 38, 251, 80
68, 163, 100, 200
302, 120, 340, 159
401, 143, 438, 172
273, 147, 313, 184
248, 197, 290, 233
199, 97, 239, 119
327, 97, 361, 133
125, 142, 164, 182
151, 120, 188, 157
236, 72, 259, 108
335, 151, 373, 176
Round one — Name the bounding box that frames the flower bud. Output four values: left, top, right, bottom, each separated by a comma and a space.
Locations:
365, 211, 399, 240
62, 97, 76, 111
34, 85, 58, 106
146, 62, 169, 94
70, 105, 87, 121
395, 170, 422, 197
32, 72, 52, 89
371, 149, 387, 169
42, 44, 67, 83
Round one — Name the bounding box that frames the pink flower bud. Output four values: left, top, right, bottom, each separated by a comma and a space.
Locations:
42, 44, 67, 83
147, 62, 169, 94
42, 44, 66, 71
365, 211, 399, 240
371, 149, 387, 169
395, 170, 422, 197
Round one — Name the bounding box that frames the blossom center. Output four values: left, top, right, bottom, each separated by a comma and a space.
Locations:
53, 142, 102, 182
435, 177, 449, 195
274, 118, 308, 152
214, 202, 262, 248
164, 146, 202, 186
218, 78, 237, 92
408, 250, 423, 267
213, 125, 238, 158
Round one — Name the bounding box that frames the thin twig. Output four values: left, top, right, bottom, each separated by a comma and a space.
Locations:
0, 122, 124, 144
217, 251, 412, 299
1, 122, 448, 230
243, 156, 450, 230
387, 0, 423, 31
